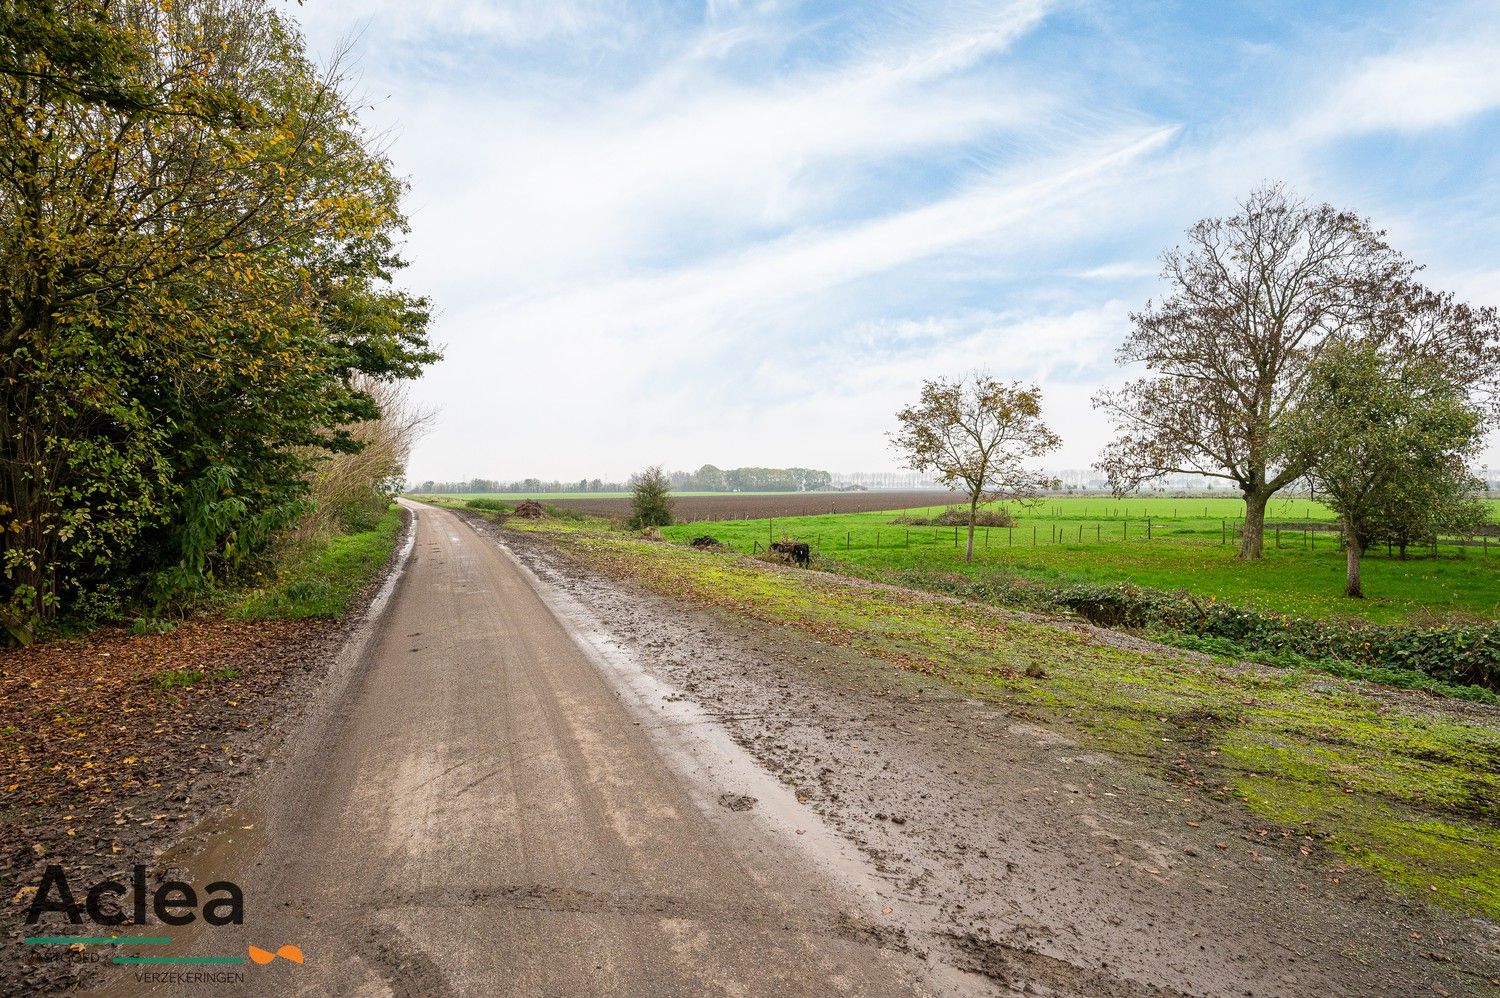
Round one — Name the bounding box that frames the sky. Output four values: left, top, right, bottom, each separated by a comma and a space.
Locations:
279, 0, 1500, 483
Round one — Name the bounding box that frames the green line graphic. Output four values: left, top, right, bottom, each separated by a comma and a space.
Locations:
25, 936, 172, 945
112, 955, 245, 965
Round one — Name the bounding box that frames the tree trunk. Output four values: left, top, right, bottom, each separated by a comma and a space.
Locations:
965, 495, 978, 563
1344, 521, 1364, 598
1237, 488, 1269, 559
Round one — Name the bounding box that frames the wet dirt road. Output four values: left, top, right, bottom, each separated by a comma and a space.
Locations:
90, 501, 1500, 997
104, 500, 951, 996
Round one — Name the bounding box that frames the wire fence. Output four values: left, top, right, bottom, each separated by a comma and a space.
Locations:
706, 518, 1496, 559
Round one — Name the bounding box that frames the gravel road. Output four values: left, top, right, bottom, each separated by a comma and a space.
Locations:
93, 500, 959, 996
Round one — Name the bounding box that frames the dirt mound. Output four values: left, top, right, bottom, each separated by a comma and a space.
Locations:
691, 535, 722, 549
513, 499, 545, 519
768, 540, 811, 567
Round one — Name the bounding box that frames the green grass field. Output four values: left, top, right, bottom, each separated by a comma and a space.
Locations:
661, 496, 1500, 623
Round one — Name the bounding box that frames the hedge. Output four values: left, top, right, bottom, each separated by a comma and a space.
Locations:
898, 572, 1499, 693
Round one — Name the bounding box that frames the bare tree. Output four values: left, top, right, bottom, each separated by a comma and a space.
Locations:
891, 376, 1060, 563
1095, 185, 1415, 559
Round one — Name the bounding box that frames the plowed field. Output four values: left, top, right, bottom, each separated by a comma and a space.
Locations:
545, 490, 959, 520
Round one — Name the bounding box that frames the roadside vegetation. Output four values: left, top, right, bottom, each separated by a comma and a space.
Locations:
466, 506, 1500, 922
0, 2, 438, 645
626, 466, 675, 529
1, 8, 428, 965
236, 505, 405, 620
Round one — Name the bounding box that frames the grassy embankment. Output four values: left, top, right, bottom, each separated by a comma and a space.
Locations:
235, 503, 406, 620
442, 498, 1500, 921
661, 496, 1500, 624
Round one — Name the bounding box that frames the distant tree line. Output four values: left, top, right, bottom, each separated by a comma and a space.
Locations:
671, 466, 833, 492
413, 465, 835, 494
412, 478, 625, 494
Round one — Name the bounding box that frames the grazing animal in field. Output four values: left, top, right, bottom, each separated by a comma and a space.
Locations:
770, 541, 811, 567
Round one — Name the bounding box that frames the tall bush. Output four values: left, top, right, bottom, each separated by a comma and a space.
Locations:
627, 466, 674, 529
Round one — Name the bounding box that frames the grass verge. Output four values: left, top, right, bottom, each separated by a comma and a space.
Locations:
513, 514, 1500, 922
236, 504, 404, 620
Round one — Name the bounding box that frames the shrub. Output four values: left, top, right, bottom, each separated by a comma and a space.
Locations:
935, 506, 1016, 528
627, 466, 674, 529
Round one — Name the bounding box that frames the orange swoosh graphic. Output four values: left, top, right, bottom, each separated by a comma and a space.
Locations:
248, 944, 304, 964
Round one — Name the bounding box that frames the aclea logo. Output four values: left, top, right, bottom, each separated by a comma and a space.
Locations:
24, 865, 243, 926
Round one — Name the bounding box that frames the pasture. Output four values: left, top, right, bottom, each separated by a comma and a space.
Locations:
659, 495, 1500, 623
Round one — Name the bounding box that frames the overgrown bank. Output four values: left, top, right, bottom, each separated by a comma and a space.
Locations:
852, 567, 1500, 699
483, 510, 1500, 923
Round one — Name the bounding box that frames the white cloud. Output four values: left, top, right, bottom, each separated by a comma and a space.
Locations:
276, 1, 1500, 480
289, 0, 636, 47
1070, 261, 1160, 281
1300, 37, 1500, 138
